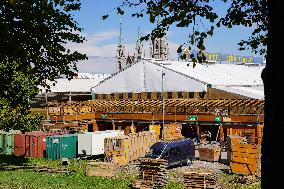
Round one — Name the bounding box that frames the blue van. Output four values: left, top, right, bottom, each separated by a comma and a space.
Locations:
145, 138, 195, 167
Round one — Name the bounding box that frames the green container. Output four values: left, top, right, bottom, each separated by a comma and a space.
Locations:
46, 134, 78, 160
0, 131, 5, 154
0, 130, 19, 155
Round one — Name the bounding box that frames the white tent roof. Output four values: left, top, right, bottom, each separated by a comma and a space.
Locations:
91, 59, 264, 99
78, 73, 111, 79
214, 85, 264, 99
158, 60, 264, 86
92, 60, 207, 94
38, 78, 106, 94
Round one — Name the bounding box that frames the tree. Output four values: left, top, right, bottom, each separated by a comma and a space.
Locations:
0, 0, 87, 131
105, 0, 283, 188
104, 0, 267, 62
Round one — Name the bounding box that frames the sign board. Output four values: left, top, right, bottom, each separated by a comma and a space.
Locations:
214, 116, 221, 122
100, 114, 108, 119
188, 115, 198, 121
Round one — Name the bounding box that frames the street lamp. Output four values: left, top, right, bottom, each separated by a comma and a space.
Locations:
161, 67, 165, 140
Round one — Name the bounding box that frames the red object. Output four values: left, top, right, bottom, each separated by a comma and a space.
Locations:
25, 132, 59, 158
14, 131, 68, 158
14, 134, 26, 156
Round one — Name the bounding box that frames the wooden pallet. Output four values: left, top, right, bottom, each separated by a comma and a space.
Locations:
137, 158, 168, 189
184, 171, 217, 189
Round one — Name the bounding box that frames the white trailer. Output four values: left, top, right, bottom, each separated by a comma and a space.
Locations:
78, 130, 124, 156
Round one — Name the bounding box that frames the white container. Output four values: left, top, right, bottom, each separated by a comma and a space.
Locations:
78, 130, 124, 156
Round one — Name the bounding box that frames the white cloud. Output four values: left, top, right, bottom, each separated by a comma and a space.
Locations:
66, 31, 181, 73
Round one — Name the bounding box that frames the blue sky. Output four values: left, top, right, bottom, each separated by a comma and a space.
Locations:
71, 0, 262, 73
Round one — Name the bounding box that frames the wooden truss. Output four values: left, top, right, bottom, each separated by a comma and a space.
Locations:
48, 99, 264, 116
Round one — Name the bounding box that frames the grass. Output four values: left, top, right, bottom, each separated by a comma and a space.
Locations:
0, 155, 261, 189
0, 155, 132, 189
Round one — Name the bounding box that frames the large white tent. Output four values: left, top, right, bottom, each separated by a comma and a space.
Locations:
91, 60, 208, 94
91, 59, 264, 99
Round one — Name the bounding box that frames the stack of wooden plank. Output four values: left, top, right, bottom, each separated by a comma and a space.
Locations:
183, 171, 217, 189
227, 135, 246, 162
163, 123, 183, 141
198, 144, 221, 162
230, 143, 260, 175
137, 158, 168, 189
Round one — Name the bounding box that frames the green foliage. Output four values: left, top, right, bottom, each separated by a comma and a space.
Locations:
0, 98, 44, 131
106, 0, 267, 61
0, 0, 87, 131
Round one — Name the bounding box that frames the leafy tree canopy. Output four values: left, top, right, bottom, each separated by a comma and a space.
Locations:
104, 0, 267, 62
0, 0, 87, 131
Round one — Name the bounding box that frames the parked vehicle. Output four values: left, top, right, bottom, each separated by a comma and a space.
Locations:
145, 138, 195, 167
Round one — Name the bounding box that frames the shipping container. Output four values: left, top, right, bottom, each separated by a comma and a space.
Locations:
78, 130, 124, 156
14, 134, 26, 156
0, 131, 5, 154
25, 133, 50, 158
46, 134, 78, 160
0, 130, 21, 155
14, 131, 67, 157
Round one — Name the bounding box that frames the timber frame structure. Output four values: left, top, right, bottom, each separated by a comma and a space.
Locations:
48, 99, 264, 121
46, 99, 264, 144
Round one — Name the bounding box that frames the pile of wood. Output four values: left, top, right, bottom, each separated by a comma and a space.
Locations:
230, 143, 260, 175
227, 135, 246, 162
227, 135, 246, 150
86, 161, 119, 177
104, 131, 158, 166
163, 123, 183, 141
183, 171, 217, 189
198, 144, 221, 162
133, 158, 168, 189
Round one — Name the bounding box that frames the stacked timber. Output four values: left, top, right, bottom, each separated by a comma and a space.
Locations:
163, 124, 183, 141
104, 131, 158, 166
198, 144, 221, 162
230, 143, 260, 175
227, 135, 246, 162
137, 158, 168, 189
183, 171, 217, 189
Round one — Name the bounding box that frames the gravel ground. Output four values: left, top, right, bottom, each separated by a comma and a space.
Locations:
166, 160, 230, 183
121, 159, 229, 181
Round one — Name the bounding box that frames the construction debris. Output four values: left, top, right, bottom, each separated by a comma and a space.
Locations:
86, 161, 119, 177
232, 174, 261, 185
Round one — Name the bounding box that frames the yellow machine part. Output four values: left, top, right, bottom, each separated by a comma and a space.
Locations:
149, 125, 161, 139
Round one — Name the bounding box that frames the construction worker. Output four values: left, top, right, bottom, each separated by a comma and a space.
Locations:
206, 130, 212, 143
